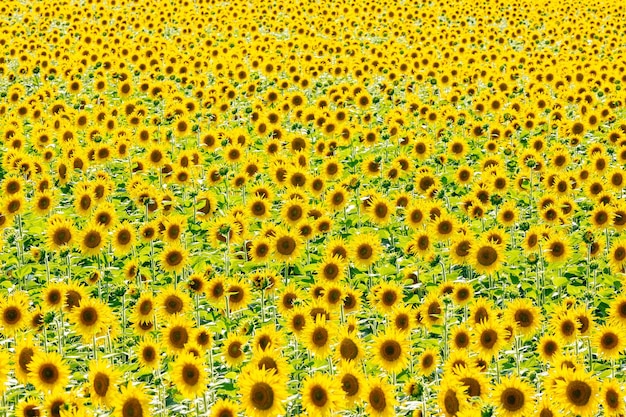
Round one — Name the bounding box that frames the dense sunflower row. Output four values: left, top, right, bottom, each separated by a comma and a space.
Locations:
1, 0, 626, 415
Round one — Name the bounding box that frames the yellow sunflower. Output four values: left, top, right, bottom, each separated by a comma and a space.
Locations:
238, 367, 288, 417
171, 352, 208, 399
301, 372, 345, 417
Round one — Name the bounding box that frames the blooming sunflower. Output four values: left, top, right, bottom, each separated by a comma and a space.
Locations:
302, 314, 335, 358
79, 223, 107, 256
171, 352, 208, 399
239, 367, 287, 417
349, 233, 382, 269
112, 383, 151, 417
600, 379, 625, 417
371, 329, 410, 373
88, 360, 122, 407
469, 237, 504, 275
271, 227, 303, 263
301, 372, 344, 417
69, 297, 114, 341
438, 378, 469, 417
504, 298, 542, 338
155, 285, 191, 318
0, 291, 29, 333
553, 367, 600, 417
222, 333, 248, 367
159, 243, 188, 273
136, 338, 161, 370
27, 351, 70, 393
210, 399, 240, 417
592, 324, 626, 360
473, 319, 507, 360
365, 378, 397, 417
491, 375, 535, 417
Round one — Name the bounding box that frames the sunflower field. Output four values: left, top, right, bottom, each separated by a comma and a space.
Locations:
1, 0, 626, 415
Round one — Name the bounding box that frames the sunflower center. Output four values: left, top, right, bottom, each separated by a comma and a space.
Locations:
456, 241, 470, 257
166, 251, 183, 266
340, 338, 359, 360
551, 242, 564, 256
615, 247, 626, 261
117, 230, 131, 244
477, 246, 498, 266
3, 306, 21, 325
480, 329, 498, 349
567, 380, 592, 406
605, 388, 619, 408
228, 342, 242, 358
276, 236, 296, 255
122, 398, 143, 417
182, 364, 200, 386
461, 377, 481, 397
142, 346, 156, 362
19, 347, 34, 372
455, 332, 469, 348
251, 382, 274, 410
341, 373, 359, 396
323, 264, 338, 280
165, 296, 183, 314
84, 231, 102, 249
228, 286, 244, 303
139, 300, 153, 315
310, 384, 328, 407
40, 364, 59, 384
514, 309, 533, 327
601, 332, 618, 349
93, 372, 110, 396
443, 389, 460, 414
380, 340, 401, 361
357, 244, 373, 259
313, 328, 329, 346
369, 387, 387, 411
80, 307, 98, 326
53, 228, 71, 245
169, 326, 188, 349
65, 290, 82, 310
501, 387, 524, 411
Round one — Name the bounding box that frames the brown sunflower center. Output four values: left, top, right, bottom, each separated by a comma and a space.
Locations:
501, 387, 525, 411
312, 328, 329, 347
93, 372, 110, 396
476, 246, 498, 266
341, 373, 359, 396
39, 363, 59, 384
339, 338, 359, 360
122, 398, 144, 417
461, 377, 481, 397
380, 340, 401, 361
3, 306, 21, 325
566, 380, 592, 406
250, 382, 274, 410
80, 307, 98, 326
84, 231, 102, 249
182, 364, 200, 386
480, 329, 498, 349
276, 236, 296, 255
164, 295, 183, 314
369, 387, 387, 411
310, 384, 328, 407
443, 389, 460, 414
169, 326, 189, 349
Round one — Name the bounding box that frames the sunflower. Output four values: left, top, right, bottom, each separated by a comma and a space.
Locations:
543, 234, 571, 264
222, 333, 248, 367
249, 236, 272, 263
469, 237, 504, 275
271, 227, 303, 263
155, 285, 191, 318
450, 325, 472, 351
438, 378, 469, 417
15, 336, 38, 384
608, 238, 626, 274
171, 352, 208, 399
592, 324, 626, 360
130, 293, 155, 326
285, 306, 308, 336
79, 223, 107, 256
537, 335, 561, 362
369, 282, 403, 314
210, 399, 240, 417
16, 398, 42, 417
88, 360, 121, 407
417, 348, 439, 376
69, 297, 112, 341
301, 372, 344, 417
551, 312, 579, 345
608, 294, 626, 327
111, 221, 136, 255
226, 278, 252, 312
205, 275, 227, 308
159, 243, 188, 273
452, 282, 474, 306
504, 298, 541, 338
349, 233, 382, 269
0, 349, 9, 390
45, 215, 76, 252
421, 292, 444, 328
0, 291, 29, 333
601, 379, 625, 417
112, 383, 151, 417
491, 375, 535, 417
449, 235, 474, 265
364, 378, 397, 417
553, 367, 600, 417
372, 329, 410, 373
473, 320, 507, 360
136, 338, 161, 370
455, 363, 489, 401
390, 305, 415, 334
303, 314, 335, 358
239, 367, 288, 417
28, 351, 70, 393
161, 315, 192, 354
